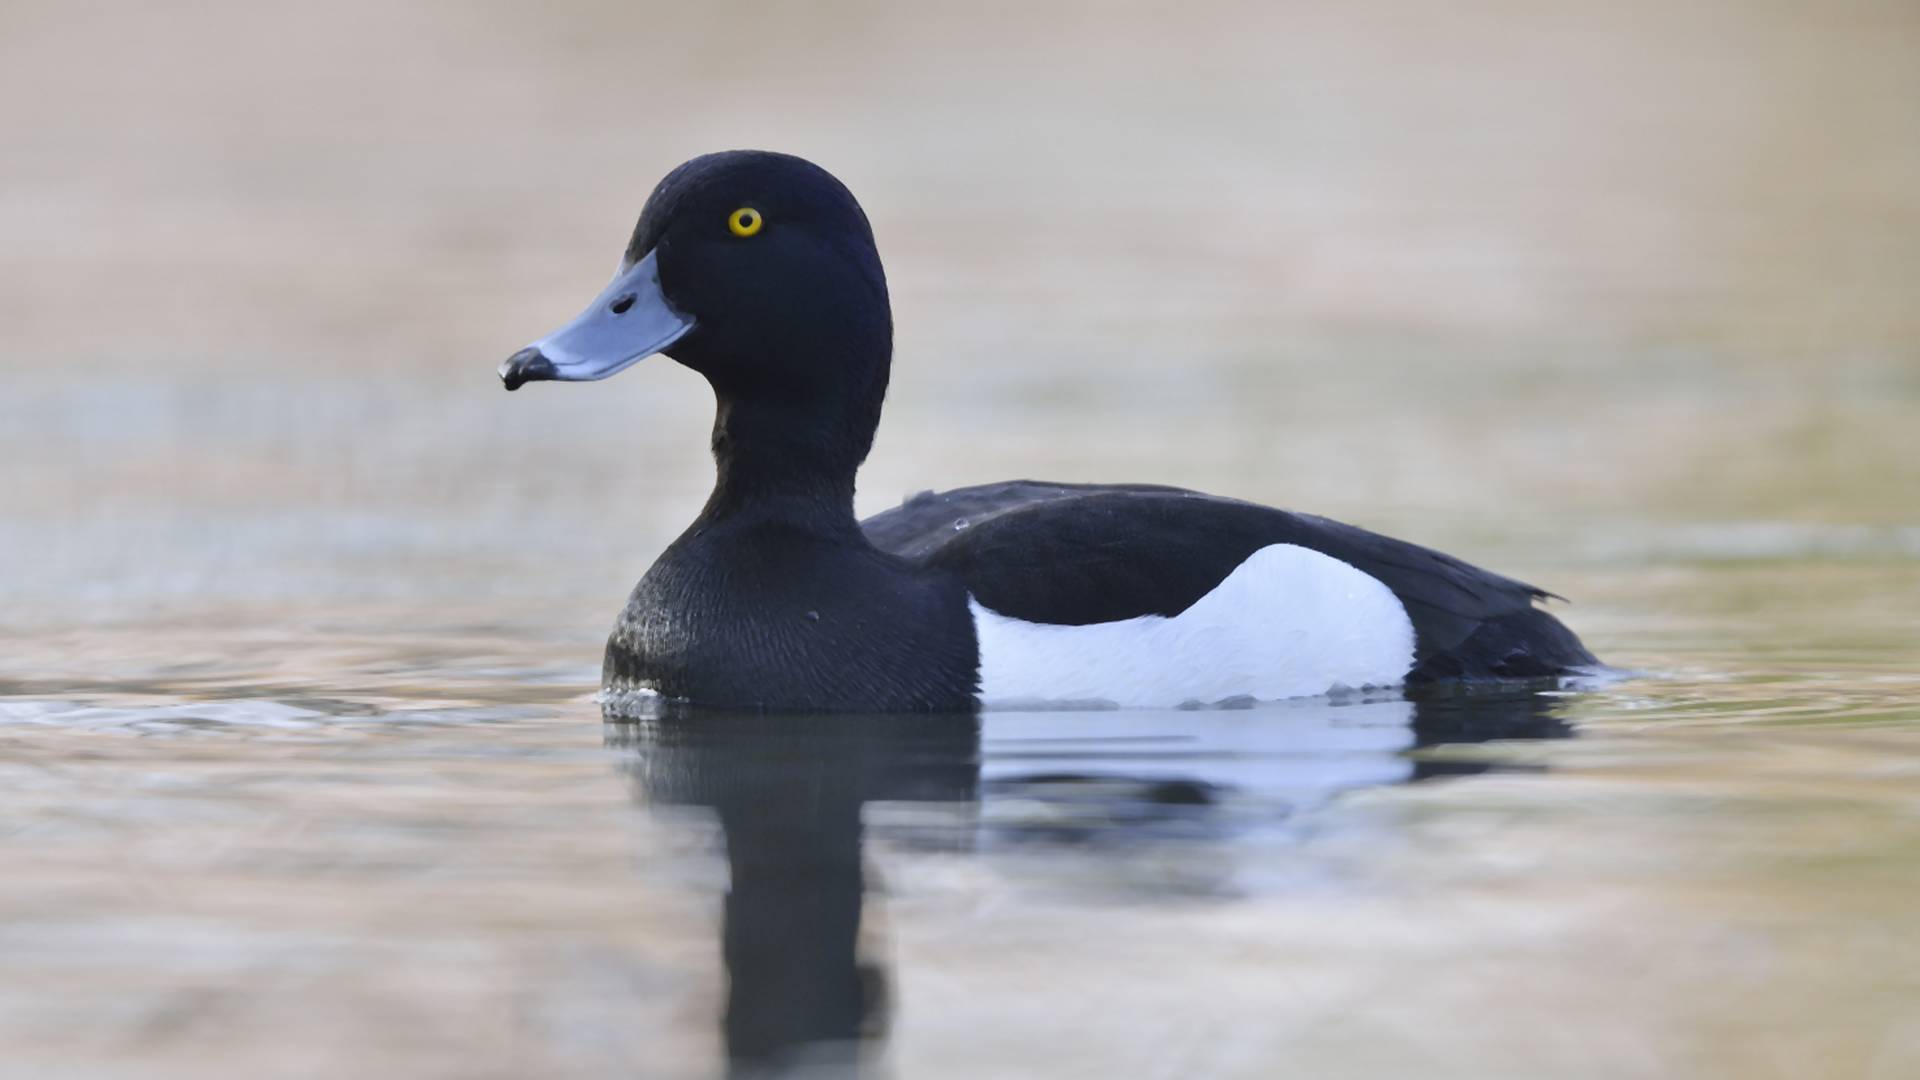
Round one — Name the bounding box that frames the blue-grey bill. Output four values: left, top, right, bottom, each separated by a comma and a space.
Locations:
499, 249, 695, 390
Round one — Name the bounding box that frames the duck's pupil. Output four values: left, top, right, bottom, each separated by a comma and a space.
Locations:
609, 294, 636, 315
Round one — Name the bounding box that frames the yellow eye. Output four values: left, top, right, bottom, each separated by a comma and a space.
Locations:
728, 207, 763, 237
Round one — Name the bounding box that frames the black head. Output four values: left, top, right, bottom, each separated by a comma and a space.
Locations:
501, 151, 894, 478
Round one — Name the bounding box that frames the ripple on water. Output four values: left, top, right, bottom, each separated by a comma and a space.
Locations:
0, 696, 566, 738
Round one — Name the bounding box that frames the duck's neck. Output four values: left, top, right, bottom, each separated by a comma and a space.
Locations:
697, 392, 868, 535
686, 294, 893, 537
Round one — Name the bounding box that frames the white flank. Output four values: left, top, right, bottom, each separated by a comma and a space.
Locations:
971, 543, 1415, 709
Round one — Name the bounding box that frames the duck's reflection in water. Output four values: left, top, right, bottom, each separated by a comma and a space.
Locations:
611, 713, 977, 1076
607, 688, 1572, 1076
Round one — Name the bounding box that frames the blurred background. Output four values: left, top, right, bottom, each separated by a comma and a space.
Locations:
2, 2, 1917, 1077
6, 0, 1916, 635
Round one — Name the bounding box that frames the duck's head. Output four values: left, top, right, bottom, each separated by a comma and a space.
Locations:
500, 151, 893, 474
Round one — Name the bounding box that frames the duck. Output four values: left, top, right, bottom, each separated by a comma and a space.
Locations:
499, 150, 1597, 712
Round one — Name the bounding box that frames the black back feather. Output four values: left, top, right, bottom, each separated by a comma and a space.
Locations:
862, 481, 1595, 681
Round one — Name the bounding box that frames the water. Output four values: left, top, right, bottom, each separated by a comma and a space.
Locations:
6, 574, 1915, 1077
5, 1, 1919, 1076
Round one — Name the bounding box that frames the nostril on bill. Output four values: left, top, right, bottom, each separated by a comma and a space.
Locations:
609, 294, 636, 315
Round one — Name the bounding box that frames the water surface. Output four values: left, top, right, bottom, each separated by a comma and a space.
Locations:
3, 558, 1915, 1078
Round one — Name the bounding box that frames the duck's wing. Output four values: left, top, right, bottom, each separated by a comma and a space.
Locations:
860, 480, 1595, 681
